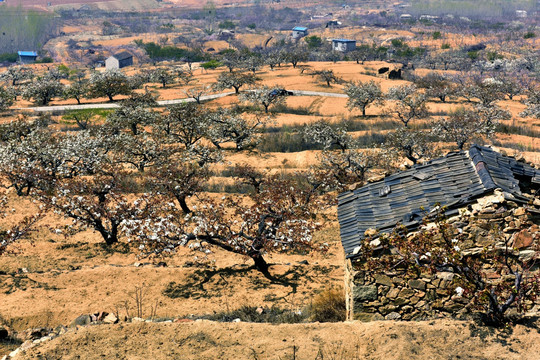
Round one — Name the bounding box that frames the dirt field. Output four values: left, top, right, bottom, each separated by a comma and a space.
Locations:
15, 319, 540, 360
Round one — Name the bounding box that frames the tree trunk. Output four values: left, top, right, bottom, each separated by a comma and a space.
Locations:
251, 253, 270, 274
177, 194, 191, 214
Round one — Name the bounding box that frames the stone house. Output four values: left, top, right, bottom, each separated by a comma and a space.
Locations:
292, 26, 308, 39
332, 39, 356, 52
105, 51, 133, 70
337, 145, 540, 321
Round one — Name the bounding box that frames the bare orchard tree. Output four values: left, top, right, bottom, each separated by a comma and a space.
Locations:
345, 80, 384, 117
0, 66, 34, 87
386, 84, 429, 127
208, 109, 269, 151
433, 107, 484, 150
184, 85, 212, 104
88, 69, 133, 102
462, 77, 506, 107
240, 86, 287, 113
314, 69, 340, 87
285, 46, 309, 68
176, 68, 194, 86
22, 74, 64, 106
520, 87, 540, 119
303, 120, 378, 191
310, 149, 378, 192
123, 170, 325, 276
415, 72, 455, 103
214, 72, 257, 94
150, 68, 176, 88
384, 127, 437, 165
0, 86, 15, 112
0, 195, 42, 256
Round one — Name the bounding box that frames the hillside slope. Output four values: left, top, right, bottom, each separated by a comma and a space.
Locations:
14, 319, 540, 360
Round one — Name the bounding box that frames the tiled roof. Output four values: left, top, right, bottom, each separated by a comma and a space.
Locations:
337, 145, 540, 258
111, 51, 133, 61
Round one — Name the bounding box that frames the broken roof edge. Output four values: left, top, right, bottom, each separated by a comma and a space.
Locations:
468, 144, 497, 191
343, 189, 496, 259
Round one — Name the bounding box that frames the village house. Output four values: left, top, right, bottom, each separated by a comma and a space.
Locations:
105, 51, 133, 70
292, 26, 308, 39
332, 39, 356, 52
17, 51, 38, 64
337, 145, 540, 321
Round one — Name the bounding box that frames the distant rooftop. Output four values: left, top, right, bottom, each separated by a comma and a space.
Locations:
332, 39, 356, 43
18, 51, 37, 57
110, 51, 133, 61
293, 26, 308, 31
337, 145, 540, 258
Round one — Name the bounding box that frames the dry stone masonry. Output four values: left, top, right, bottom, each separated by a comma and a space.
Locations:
345, 193, 540, 321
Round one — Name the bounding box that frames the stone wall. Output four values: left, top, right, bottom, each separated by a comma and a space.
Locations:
345, 192, 540, 321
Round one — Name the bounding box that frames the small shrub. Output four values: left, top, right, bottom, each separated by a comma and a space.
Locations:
524, 31, 536, 39
218, 20, 236, 29
432, 31, 442, 39
205, 305, 308, 323
0, 53, 18, 63
35, 57, 54, 64
309, 288, 346, 322
441, 43, 451, 49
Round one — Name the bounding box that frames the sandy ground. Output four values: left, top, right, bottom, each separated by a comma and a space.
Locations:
15, 319, 540, 360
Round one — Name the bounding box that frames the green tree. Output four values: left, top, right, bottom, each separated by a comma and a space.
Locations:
304, 35, 323, 49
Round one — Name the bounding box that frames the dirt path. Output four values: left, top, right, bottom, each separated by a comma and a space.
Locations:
24, 90, 345, 112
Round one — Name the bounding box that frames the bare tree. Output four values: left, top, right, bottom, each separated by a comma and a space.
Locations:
214, 72, 257, 94
415, 72, 455, 103
184, 85, 212, 104
240, 86, 287, 113
88, 69, 133, 102
345, 80, 384, 117
0, 86, 15, 112
314, 69, 339, 87
384, 127, 437, 165
22, 74, 64, 106
150, 68, 176, 88
386, 85, 429, 127
433, 107, 483, 150
520, 87, 540, 119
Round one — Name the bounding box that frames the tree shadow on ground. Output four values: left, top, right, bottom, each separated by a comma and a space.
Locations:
163, 263, 331, 300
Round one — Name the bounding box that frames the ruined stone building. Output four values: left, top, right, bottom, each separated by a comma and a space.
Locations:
338, 145, 540, 321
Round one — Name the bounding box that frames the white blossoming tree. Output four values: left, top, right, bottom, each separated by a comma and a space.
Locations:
345, 80, 384, 117
124, 169, 325, 276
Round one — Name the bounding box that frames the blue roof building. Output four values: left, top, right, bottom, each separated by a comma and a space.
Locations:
331, 39, 356, 52
18, 51, 38, 64
292, 26, 308, 39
